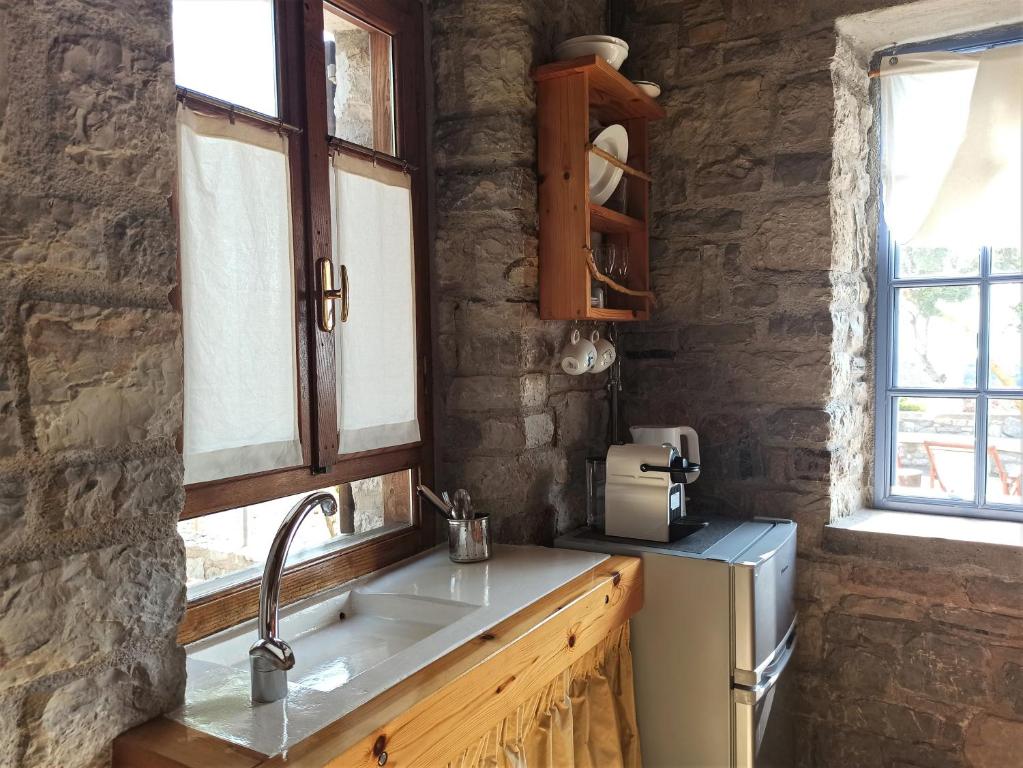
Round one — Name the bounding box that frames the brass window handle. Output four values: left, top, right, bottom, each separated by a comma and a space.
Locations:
318, 258, 349, 332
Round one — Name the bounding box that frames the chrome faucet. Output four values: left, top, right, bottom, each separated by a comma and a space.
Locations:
249, 491, 338, 703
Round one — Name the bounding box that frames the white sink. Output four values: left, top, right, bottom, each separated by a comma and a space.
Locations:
172, 545, 608, 756
189, 590, 478, 692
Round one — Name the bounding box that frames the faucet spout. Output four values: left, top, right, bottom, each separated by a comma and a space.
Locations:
249, 491, 338, 703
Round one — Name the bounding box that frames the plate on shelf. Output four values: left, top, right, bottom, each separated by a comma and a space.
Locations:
588, 124, 628, 207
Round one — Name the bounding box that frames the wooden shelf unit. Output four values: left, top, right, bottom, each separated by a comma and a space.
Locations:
534, 55, 665, 322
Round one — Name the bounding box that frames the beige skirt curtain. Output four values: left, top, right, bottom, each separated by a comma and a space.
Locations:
448, 623, 642, 768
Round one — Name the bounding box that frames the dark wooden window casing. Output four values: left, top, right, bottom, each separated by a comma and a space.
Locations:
177, 0, 434, 643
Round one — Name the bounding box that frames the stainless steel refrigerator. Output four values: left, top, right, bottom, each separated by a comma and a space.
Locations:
556, 517, 797, 768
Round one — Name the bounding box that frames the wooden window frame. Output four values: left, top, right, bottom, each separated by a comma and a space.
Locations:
176, 0, 435, 643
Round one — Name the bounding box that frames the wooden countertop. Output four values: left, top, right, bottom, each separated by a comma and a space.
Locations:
113, 554, 642, 768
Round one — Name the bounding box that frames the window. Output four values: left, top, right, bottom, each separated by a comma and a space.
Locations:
875, 31, 1022, 520
171, 0, 432, 642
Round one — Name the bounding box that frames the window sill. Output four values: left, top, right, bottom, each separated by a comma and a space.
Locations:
823, 508, 1023, 577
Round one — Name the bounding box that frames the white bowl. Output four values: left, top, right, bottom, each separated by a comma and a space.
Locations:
554, 35, 629, 71
632, 80, 661, 98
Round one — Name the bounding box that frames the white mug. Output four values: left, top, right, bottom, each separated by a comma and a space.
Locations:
561, 329, 597, 375
589, 331, 616, 373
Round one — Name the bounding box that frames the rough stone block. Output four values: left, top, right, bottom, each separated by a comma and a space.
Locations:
766, 407, 830, 443
39, 455, 182, 532
791, 448, 830, 481
751, 198, 831, 271
0, 538, 184, 689
898, 633, 991, 706
768, 310, 833, 337
730, 283, 779, 308
23, 301, 181, 453
679, 322, 755, 349
964, 715, 1023, 768
550, 391, 607, 447
928, 606, 1023, 642
773, 152, 832, 187
0, 476, 28, 548
654, 206, 743, 238
775, 72, 834, 147
994, 659, 1023, 717
21, 644, 183, 768
435, 113, 535, 170
433, 24, 536, 118
964, 576, 1023, 617
478, 411, 555, 452
694, 144, 765, 198
813, 724, 884, 767
838, 594, 927, 623
0, 360, 21, 459
437, 167, 536, 214
447, 374, 547, 414
434, 216, 538, 302
45, 33, 176, 196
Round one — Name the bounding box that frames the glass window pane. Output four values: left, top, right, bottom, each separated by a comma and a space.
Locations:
324, 4, 395, 154
987, 399, 1023, 506
896, 245, 980, 278
172, 0, 278, 117
989, 282, 1023, 390
180, 470, 413, 600
892, 397, 976, 502
992, 245, 1022, 276
895, 285, 980, 388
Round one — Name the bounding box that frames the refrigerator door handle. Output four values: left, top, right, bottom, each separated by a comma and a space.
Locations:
733, 628, 796, 705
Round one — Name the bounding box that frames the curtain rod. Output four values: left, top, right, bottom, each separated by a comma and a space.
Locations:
328, 136, 418, 173
176, 88, 302, 135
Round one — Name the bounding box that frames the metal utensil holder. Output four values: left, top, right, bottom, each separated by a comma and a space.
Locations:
447, 514, 492, 563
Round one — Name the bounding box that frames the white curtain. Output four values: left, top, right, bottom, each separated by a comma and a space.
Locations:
177, 106, 303, 484
881, 45, 1022, 247
329, 152, 420, 454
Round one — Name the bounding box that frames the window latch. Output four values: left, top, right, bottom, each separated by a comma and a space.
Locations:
318, 258, 349, 332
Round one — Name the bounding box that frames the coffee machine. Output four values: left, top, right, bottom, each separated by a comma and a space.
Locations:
603, 438, 702, 542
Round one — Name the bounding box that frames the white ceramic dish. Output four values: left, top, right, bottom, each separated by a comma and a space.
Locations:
588, 124, 628, 206
554, 35, 629, 70
632, 80, 661, 98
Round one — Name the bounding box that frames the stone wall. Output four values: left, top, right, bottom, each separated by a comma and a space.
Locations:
0, 2, 184, 766
431, 0, 610, 543
619, 0, 1023, 765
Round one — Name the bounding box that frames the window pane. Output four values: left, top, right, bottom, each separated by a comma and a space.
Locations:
892, 397, 976, 502
992, 245, 1022, 275
896, 245, 980, 279
895, 285, 980, 388
987, 399, 1023, 506
172, 0, 278, 117
180, 470, 413, 600
989, 282, 1023, 390
324, 4, 396, 154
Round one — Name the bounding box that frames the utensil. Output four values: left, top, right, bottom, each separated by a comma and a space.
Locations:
632, 80, 661, 98
452, 488, 472, 520
588, 125, 628, 206
554, 35, 629, 70
417, 484, 454, 519
561, 329, 597, 375
589, 330, 617, 374
448, 514, 492, 563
